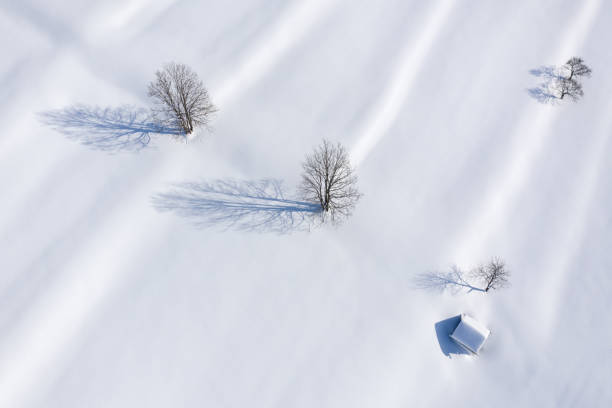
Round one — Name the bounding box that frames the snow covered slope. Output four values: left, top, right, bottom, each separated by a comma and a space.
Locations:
1, 0, 612, 406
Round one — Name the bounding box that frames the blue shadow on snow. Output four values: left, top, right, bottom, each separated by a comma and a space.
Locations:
152, 179, 320, 234
39, 105, 183, 152
435, 315, 470, 358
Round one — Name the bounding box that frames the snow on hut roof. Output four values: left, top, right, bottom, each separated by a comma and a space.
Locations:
450, 314, 490, 354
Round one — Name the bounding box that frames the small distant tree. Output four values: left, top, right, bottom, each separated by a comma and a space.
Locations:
529, 57, 591, 103
564, 57, 592, 80
473, 257, 510, 292
415, 258, 510, 294
299, 139, 362, 223
556, 77, 583, 101
557, 57, 591, 101
148, 62, 216, 135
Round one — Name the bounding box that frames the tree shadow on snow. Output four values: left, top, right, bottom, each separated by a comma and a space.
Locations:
413, 266, 485, 295
527, 65, 562, 104
435, 315, 470, 358
152, 179, 321, 234
39, 105, 183, 152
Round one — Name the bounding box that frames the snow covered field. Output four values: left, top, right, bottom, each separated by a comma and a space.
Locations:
1, 0, 612, 406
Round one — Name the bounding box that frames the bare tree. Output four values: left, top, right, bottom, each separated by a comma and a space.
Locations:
556, 77, 583, 101
148, 62, 216, 135
472, 257, 510, 292
299, 139, 362, 223
563, 57, 592, 80
529, 57, 591, 104
415, 258, 510, 294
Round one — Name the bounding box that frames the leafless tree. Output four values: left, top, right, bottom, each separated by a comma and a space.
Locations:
563, 57, 592, 80
556, 77, 584, 101
415, 258, 510, 294
472, 257, 510, 292
529, 57, 591, 104
299, 139, 362, 223
148, 62, 216, 135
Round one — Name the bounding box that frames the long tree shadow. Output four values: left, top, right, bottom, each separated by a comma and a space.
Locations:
39, 105, 183, 152
413, 265, 485, 294
152, 179, 321, 233
527, 65, 562, 104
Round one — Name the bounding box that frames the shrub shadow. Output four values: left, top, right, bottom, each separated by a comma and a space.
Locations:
527, 65, 561, 104
528, 65, 558, 80
527, 87, 559, 104
39, 105, 183, 152
152, 179, 320, 234
435, 315, 470, 358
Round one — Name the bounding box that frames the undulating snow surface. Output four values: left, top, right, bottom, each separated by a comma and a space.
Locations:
2, 0, 612, 406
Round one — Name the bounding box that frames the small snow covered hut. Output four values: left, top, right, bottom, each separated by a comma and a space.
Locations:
450, 314, 490, 354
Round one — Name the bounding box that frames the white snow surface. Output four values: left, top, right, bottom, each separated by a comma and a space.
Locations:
2, 0, 612, 406
450, 314, 490, 354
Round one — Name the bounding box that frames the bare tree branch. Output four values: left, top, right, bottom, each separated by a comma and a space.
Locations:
472, 257, 511, 292
563, 57, 592, 80
556, 77, 583, 101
